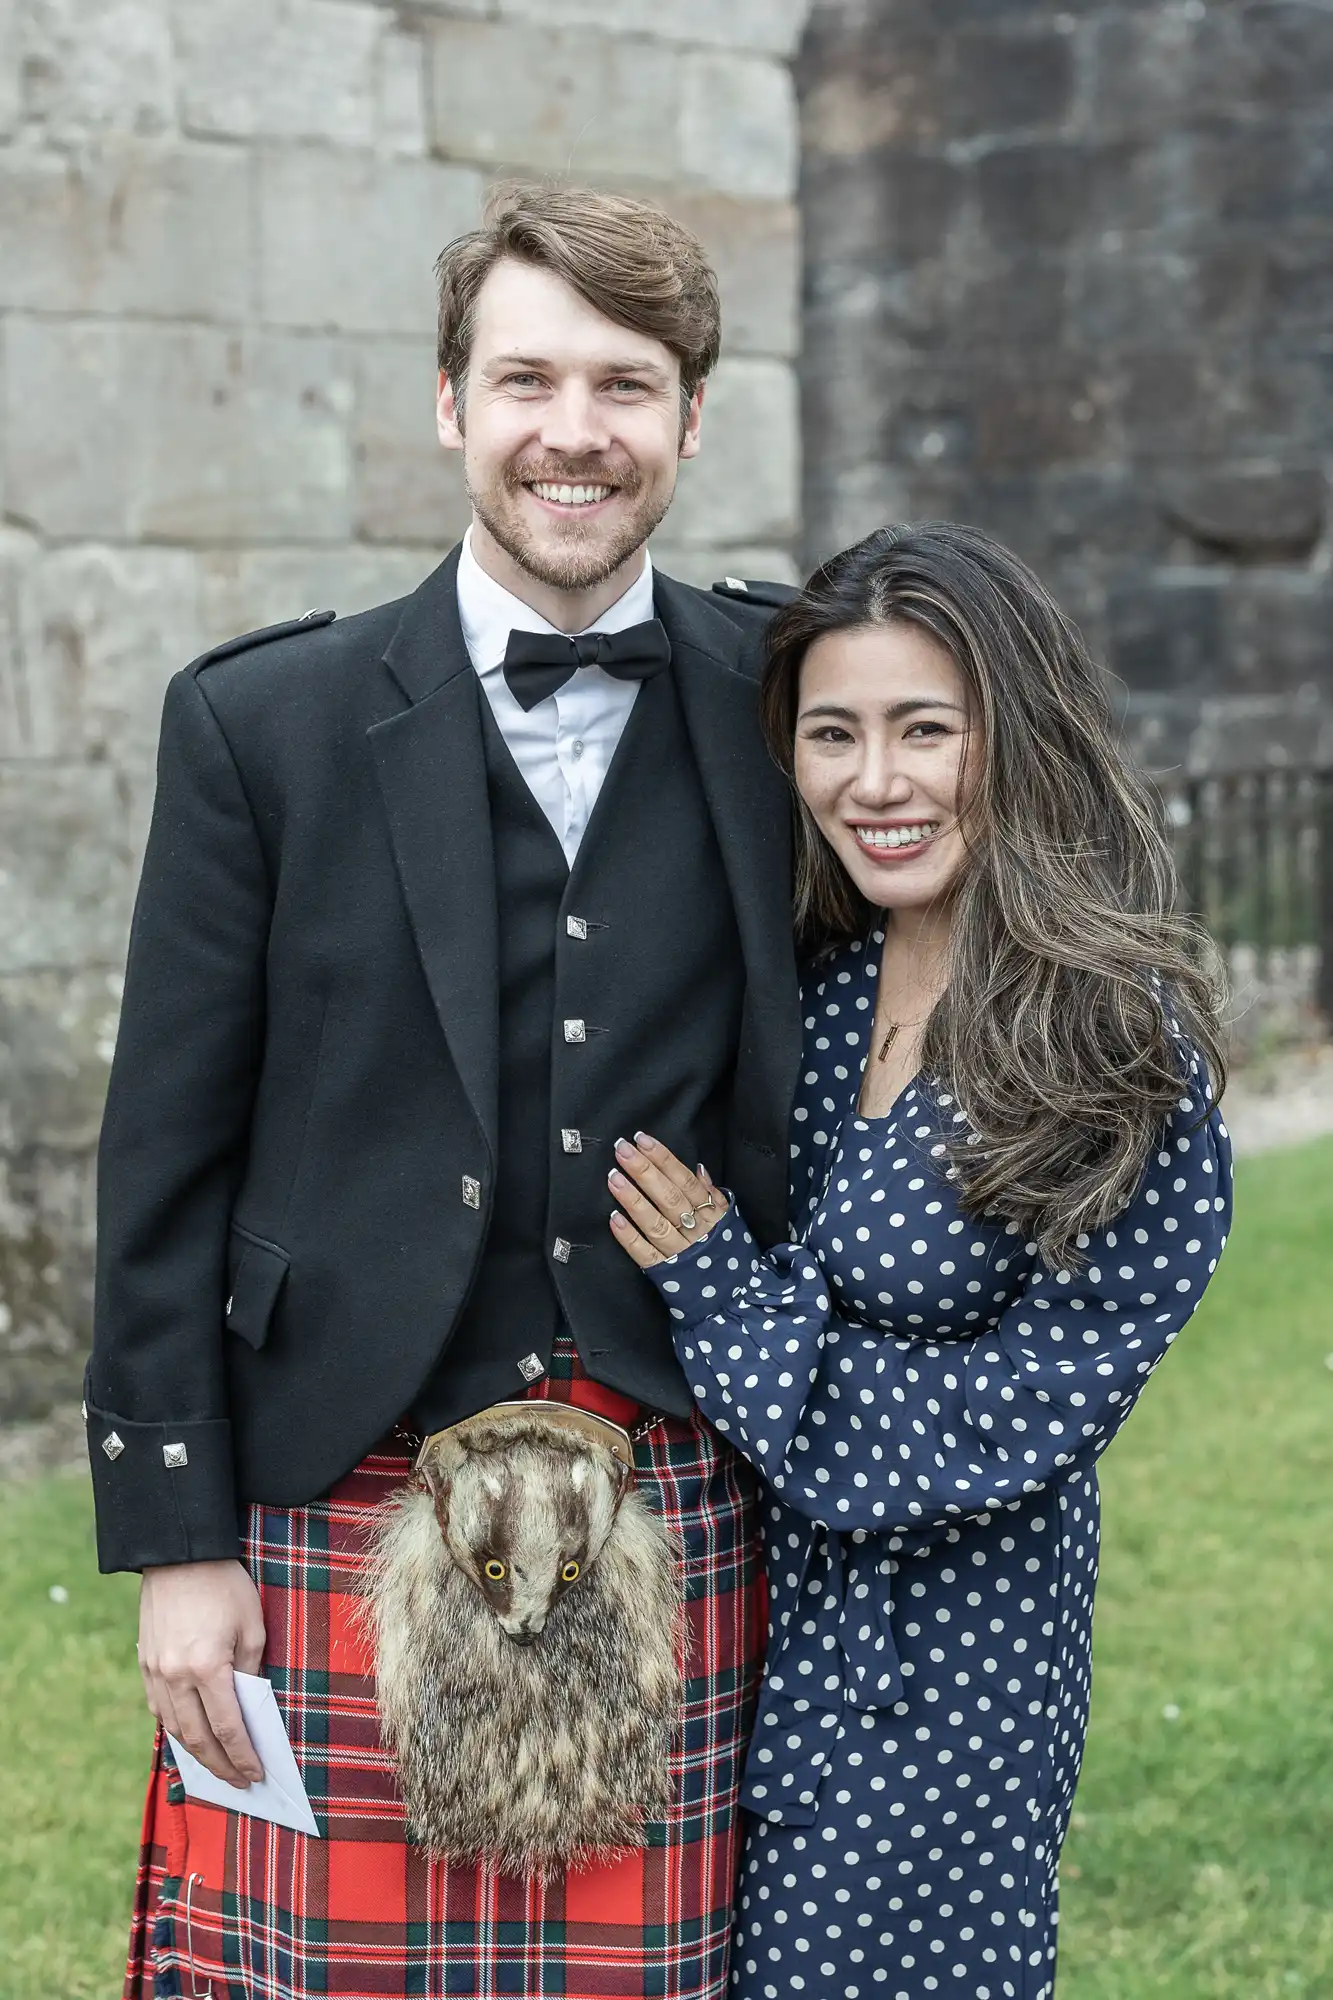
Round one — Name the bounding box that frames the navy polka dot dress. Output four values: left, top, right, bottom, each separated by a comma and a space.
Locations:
645, 932, 1232, 2000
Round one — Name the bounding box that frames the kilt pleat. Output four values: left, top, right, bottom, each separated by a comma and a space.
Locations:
127, 1339, 764, 2000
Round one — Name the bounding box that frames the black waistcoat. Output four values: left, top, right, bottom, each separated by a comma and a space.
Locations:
409, 667, 745, 1429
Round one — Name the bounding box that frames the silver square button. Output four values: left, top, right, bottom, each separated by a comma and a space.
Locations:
561, 1128, 582, 1154
462, 1174, 482, 1210
517, 1352, 546, 1383
566, 916, 588, 940
563, 1019, 586, 1043
163, 1441, 189, 1469
101, 1431, 124, 1461
553, 1237, 572, 1264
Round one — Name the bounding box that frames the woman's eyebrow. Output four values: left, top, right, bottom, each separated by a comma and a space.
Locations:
798, 698, 967, 722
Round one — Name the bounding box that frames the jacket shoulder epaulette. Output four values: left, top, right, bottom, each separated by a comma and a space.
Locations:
709, 577, 802, 612
190, 608, 337, 674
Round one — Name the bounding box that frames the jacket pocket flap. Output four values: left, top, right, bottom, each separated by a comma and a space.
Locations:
226, 1228, 289, 1351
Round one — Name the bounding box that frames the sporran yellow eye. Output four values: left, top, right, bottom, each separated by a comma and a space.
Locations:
484, 1560, 507, 1582
561, 1560, 581, 1584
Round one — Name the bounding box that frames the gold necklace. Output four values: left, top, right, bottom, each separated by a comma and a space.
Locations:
875, 1015, 929, 1062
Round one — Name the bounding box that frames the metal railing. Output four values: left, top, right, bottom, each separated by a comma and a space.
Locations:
1157, 768, 1333, 1022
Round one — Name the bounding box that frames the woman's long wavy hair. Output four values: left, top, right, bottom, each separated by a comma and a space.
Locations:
760, 522, 1228, 1269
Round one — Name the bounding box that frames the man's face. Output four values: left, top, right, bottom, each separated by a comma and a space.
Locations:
437, 259, 703, 593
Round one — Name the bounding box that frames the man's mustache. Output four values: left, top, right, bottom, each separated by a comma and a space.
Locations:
502, 457, 642, 495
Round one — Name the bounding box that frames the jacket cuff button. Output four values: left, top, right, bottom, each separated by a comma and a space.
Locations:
101, 1431, 125, 1461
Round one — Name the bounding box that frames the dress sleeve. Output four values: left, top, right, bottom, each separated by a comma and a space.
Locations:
646, 1067, 1231, 1536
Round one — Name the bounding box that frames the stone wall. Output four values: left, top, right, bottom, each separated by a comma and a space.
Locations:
798, 0, 1333, 776
0, 0, 809, 1421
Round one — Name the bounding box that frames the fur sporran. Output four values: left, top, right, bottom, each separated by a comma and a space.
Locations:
367, 1405, 685, 1877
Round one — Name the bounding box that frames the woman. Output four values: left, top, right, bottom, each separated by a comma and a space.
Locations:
608, 523, 1231, 2000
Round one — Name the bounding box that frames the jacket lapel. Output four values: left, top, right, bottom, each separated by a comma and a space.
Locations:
367, 549, 500, 1160
654, 572, 801, 1212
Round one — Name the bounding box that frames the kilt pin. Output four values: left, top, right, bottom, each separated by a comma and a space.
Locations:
126, 1335, 766, 2000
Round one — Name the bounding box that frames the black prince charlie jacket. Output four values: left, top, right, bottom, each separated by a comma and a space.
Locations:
84, 548, 801, 1573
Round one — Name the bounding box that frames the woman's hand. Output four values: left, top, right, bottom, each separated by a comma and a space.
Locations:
608, 1132, 729, 1269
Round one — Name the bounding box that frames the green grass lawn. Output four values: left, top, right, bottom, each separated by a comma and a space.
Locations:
2, 1136, 1331, 1998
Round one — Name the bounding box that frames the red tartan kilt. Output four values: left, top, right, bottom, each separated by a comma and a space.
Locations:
127, 1342, 765, 2000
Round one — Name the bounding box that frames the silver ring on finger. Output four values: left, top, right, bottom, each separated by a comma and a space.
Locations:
678, 1207, 697, 1231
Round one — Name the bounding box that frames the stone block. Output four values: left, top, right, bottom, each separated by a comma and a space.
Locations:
0, 1144, 97, 1423
0, 969, 121, 1155
1106, 568, 1228, 694
0, 529, 46, 758
20, 0, 175, 142
797, 10, 950, 157
659, 192, 798, 358
178, 0, 385, 145
258, 149, 481, 336
352, 339, 473, 543
0, 140, 250, 319
946, 25, 1074, 141
1161, 466, 1325, 560
495, 0, 811, 58
680, 51, 797, 200
1243, 1, 1333, 117
650, 543, 801, 589
0, 762, 133, 975
0, 0, 20, 136
199, 547, 438, 645
1222, 571, 1333, 694
10, 544, 203, 851
380, 28, 429, 155
5, 319, 356, 543
428, 20, 681, 180
666, 357, 798, 547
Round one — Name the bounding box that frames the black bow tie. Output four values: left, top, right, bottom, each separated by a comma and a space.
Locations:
501, 618, 672, 712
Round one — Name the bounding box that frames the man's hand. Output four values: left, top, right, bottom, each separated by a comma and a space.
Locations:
138, 1559, 267, 1786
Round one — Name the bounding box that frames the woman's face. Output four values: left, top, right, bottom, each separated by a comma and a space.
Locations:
793, 620, 977, 913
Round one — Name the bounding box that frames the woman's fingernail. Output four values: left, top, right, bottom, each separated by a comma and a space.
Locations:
608, 1168, 628, 1189
614, 1136, 636, 1159
634, 1130, 656, 1149
610, 1212, 626, 1229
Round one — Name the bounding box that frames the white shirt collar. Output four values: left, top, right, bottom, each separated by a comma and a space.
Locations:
456, 526, 657, 679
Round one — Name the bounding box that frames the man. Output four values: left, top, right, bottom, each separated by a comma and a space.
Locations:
88, 183, 799, 1999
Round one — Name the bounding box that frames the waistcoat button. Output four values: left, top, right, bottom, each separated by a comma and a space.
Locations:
563, 1019, 586, 1043
566, 915, 588, 939
517, 1352, 546, 1383
561, 1128, 582, 1153
461, 1174, 482, 1209
553, 1238, 572, 1263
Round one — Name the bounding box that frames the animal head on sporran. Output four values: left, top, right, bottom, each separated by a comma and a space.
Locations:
366, 1406, 684, 1876
420, 1414, 629, 1643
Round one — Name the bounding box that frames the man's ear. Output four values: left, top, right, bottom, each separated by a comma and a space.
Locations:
437, 369, 464, 451
679, 380, 705, 462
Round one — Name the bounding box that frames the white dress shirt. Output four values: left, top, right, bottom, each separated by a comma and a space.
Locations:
455, 528, 657, 867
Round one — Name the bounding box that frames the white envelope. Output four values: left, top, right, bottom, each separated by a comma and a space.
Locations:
167, 1670, 321, 1837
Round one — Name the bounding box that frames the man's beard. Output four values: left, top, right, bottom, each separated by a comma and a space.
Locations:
466, 454, 674, 593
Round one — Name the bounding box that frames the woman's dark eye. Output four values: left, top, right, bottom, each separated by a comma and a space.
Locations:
906, 721, 948, 740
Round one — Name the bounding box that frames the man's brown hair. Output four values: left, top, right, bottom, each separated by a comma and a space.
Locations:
435, 182, 722, 422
